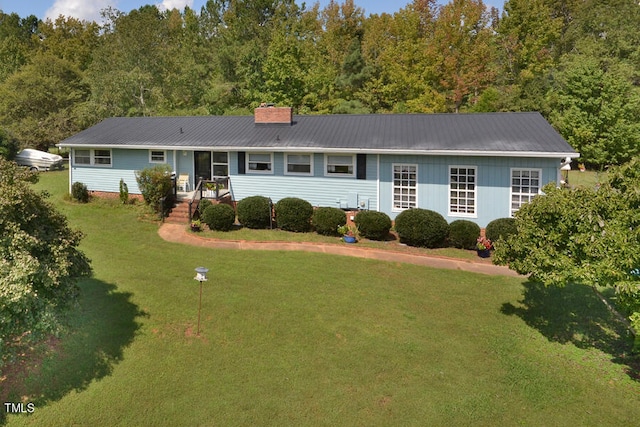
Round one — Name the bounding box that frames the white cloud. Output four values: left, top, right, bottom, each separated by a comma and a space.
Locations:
45, 0, 117, 22
155, 0, 193, 12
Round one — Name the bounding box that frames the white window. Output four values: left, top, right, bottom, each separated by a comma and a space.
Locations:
449, 166, 477, 217
285, 154, 313, 175
510, 168, 541, 216
73, 149, 111, 167
247, 153, 273, 173
212, 152, 228, 177
149, 150, 166, 163
74, 149, 91, 165
393, 164, 417, 211
326, 155, 354, 176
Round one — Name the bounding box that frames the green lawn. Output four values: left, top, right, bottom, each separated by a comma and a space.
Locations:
2, 169, 639, 426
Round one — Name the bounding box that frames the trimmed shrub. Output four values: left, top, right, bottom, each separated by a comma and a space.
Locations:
485, 217, 517, 243
135, 164, 174, 212
354, 210, 392, 241
71, 181, 89, 203
275, 197, 313, 232
312, 207, 346, 236
394, 208, 449, 248
198, 198, 212, 216
448, 219, 481, 249
236, 195, 272, 229
202, 203, 236, 231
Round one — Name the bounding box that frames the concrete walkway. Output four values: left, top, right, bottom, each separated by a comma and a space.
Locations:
158, 223, 523, 278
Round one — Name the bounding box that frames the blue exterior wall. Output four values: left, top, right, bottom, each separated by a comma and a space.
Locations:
70, 148, 196, 194
227, 153, 378, 210
70, 148, 560, 227
378, 155, 559, 227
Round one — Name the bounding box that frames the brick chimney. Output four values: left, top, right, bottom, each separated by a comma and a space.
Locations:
254, 104, 293, 125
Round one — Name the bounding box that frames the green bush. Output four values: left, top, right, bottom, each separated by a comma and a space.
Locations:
485, 217, 517, 243
448, 220, 481, 249
354, 210, 392, 240
201, 203, 236, 231
275, 197, 313, 232
198, 198, 212, 216
312, 207, 346, 236
237, 195, 272, 229
394, 208, 449, 248
135, 164, 174, 212
119, 179, 129, 204
71, 181, 89, 203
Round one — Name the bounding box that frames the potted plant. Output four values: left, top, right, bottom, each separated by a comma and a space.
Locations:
204, 182, 219, 197
338, 224, 359, 243
476, 236, 492, 258
190, 219, 202, 232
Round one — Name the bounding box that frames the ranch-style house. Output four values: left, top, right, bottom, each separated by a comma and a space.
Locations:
58, 106, 578, 227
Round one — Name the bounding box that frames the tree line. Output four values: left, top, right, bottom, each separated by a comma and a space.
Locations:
0, 0, 639, 168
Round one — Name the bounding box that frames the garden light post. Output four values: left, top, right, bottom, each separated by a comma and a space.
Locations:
194, 267, 208, 336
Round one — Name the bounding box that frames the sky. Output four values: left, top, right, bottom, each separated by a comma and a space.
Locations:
0, 0, 504, 23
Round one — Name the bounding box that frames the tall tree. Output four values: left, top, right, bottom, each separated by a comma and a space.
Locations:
0, 12, 38, 82
0, 158, 92, 366
428, 0, 495, 112
0, 53, 90, 150
37, 16, 100, 71
548, 56, 640, 168
361, 2, 445, 113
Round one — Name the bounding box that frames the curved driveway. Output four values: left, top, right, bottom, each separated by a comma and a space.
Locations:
158, 223, 522, 278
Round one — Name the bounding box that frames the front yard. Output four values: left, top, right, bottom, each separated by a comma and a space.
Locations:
2, 169, 638, 426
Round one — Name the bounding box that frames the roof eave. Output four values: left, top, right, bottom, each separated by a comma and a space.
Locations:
57, 142, 579, 159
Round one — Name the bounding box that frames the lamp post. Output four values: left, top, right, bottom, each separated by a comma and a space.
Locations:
194, 267, 208, 336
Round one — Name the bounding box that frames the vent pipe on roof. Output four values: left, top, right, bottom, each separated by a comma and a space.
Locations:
254, 104, 293, 125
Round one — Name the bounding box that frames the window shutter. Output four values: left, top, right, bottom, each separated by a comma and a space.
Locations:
238, 152, 246, 175
356, 154, 366, 180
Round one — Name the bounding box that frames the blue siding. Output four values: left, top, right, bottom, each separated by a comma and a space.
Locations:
228, 153, 378, 210
379, 155, 559, 226
70, 148, 183, 194
70, 148, 561, 227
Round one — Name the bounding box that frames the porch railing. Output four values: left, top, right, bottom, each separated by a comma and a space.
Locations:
187, 177, 231, 221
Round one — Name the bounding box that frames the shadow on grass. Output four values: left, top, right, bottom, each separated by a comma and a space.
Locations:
1, 278, 146, 424
501, 280, 639, 382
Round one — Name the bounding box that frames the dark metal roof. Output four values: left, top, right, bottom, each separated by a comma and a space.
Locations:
58, 112, 578, 157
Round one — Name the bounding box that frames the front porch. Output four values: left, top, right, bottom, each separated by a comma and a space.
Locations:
166, 177, 233, 224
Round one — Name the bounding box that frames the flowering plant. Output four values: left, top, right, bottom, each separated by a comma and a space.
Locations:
476, 236, 492, 251
337, 224, 360, 239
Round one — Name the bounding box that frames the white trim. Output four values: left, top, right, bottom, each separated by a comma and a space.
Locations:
57, 143, 579, 159
212, 151, 229, 177
509, 167, 542, 217
246, 152, 273, 174
324, 154, 355, 177
149, 149, 166, 163
392, 163, 418, 212
376, 154, 380, 212
284, 153, 313, 176
448, 165, 477, 218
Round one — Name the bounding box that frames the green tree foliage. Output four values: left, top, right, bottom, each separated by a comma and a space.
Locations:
428, 0, 495, 112
0, 0, 638, 167
0, 127, 19, 159
134, 164, 173, 212
548, 56, 640, 168
0, 12, 38, 83
0, 158, 92, 365
0, 53, 90, 150
493, 158, 640, 350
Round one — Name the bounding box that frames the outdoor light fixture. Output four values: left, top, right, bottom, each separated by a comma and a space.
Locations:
194, 267, 209, 336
